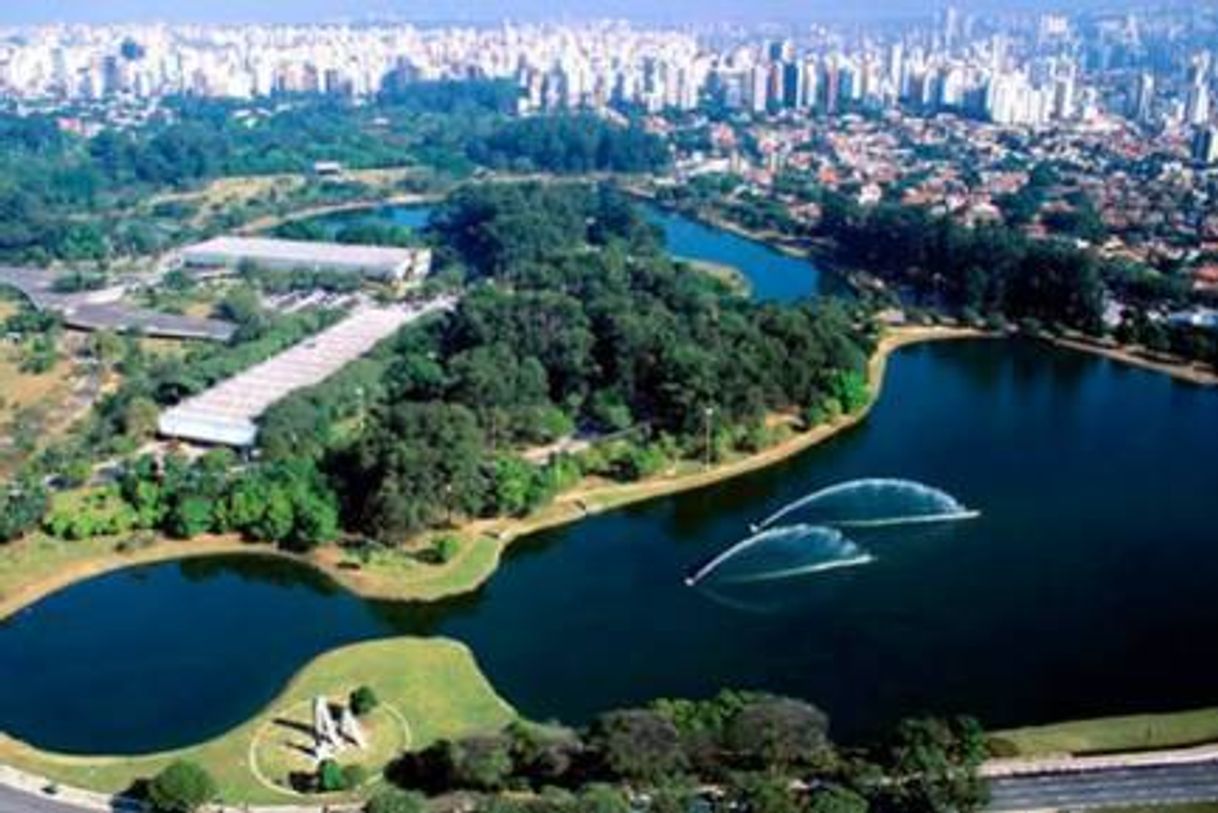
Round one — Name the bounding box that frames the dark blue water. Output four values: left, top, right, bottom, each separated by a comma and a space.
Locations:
443, 340, 1218, 741
2, 340, 1216, 755
0, 557, 396, 752
309, 203, 829, 303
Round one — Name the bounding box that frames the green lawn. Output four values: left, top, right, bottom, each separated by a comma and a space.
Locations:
994, 707, 1218, 756
0, 637, 515, 804
322, 532, 510, 603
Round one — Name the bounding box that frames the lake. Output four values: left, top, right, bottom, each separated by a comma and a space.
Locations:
2, 340, 1215, 755
2, 208, 1216, 756
306, 202, 830, 302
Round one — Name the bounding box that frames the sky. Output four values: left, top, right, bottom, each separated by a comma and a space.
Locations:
0, 0, 1108, 26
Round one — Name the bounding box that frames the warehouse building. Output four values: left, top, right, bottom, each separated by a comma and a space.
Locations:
178, 236, 432, 283
158, 298, 455, 447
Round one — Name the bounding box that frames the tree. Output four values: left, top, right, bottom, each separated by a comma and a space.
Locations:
728, 772, 804, 813
366, 788, 426, 813
147, 761, 217, 813
577, 783, 631, 813
588, 709, 689, 783
318, 758, 346, 792
122, 396, 161, 440
807, 785, 870, 813
0, 482, 47, 543
724, 696, 830, 770
348, 401, 488, 539
879, 717, 988, 813
438, 735, 515, 790
214, 284, 267, 338
503, 721, 581, 785
488, 455, 543, 517
166, 495, 215, 539
430, 535, 461, 564
350, 686, 379, 716
830, 370, 870, 415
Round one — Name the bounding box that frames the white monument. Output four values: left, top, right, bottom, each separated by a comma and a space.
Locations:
339, 705, 368, 750
309, 695, 368, 763
312, 696, 342, 760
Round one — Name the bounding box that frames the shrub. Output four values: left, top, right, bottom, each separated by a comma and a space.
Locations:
350, 685, 380, 716
431, 535, 460, 564
147, 761, 217, 813
317, 758, 346, 792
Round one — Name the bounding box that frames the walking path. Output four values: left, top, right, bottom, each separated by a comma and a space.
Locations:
0, 761, 361, 812
982, 741, 1218, 777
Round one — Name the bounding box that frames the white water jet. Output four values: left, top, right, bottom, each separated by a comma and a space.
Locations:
753, 478, 978, 531
710, 553, 876, 584
685, 524, 869, 587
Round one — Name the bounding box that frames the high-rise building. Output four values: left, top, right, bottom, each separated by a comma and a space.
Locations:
798, 58, 819, 110
768, 39, 795, 64
942, 6, 961, 52
781, 61, 801, 109
1129, 71, 1154, 124
1193, 125, 1218, 166
748, 64, 769, 114
1186, 52, 1212, 126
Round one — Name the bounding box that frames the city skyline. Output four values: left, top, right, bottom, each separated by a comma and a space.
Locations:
1, 0, 1146, 26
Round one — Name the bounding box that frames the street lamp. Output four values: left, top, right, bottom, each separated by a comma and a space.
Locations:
703, 406, 715, 470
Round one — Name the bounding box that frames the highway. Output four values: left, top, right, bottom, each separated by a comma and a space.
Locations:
988, 759, 1218, 811
2, 755, 1218, 812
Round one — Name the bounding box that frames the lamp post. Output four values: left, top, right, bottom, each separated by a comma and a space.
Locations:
703, 405, 715, 470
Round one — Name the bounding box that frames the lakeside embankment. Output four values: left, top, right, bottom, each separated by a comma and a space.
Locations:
634, 193, 1218, 389
0, 325, 979, 804
235, 192, 443, 235
0, 325, 982, 622
994, 707, 1218, 759
0, 636, 514, 806
1045, 333, 1218, 387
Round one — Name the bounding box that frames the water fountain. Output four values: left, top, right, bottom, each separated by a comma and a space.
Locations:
750, 478, 979, 532
685, 525, 873, 587
688, 479, 977, 588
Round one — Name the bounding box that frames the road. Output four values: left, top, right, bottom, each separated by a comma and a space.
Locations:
988, 759, 1218, 811
0, 784, 105, 813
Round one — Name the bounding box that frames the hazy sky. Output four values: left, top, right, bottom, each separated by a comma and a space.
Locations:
2, 0, 1094, 25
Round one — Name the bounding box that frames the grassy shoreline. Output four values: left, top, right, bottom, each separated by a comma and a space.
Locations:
994, 707, 1218, 757
0, 324, 984, 623
2, 325, 1216, 800
0, 638, 514, 804
0, 326, 978, 802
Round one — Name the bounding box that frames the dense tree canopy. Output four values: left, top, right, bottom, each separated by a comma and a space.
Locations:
318, 183, 872, 539
467, 114, 670, 174
146, 760, 217, 813
386, 690, 987, 813
819, 191, 1107, 333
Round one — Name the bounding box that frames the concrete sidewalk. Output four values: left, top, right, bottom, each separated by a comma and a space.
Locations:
0, 762, 360, 813
982, 741, 1218, 777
